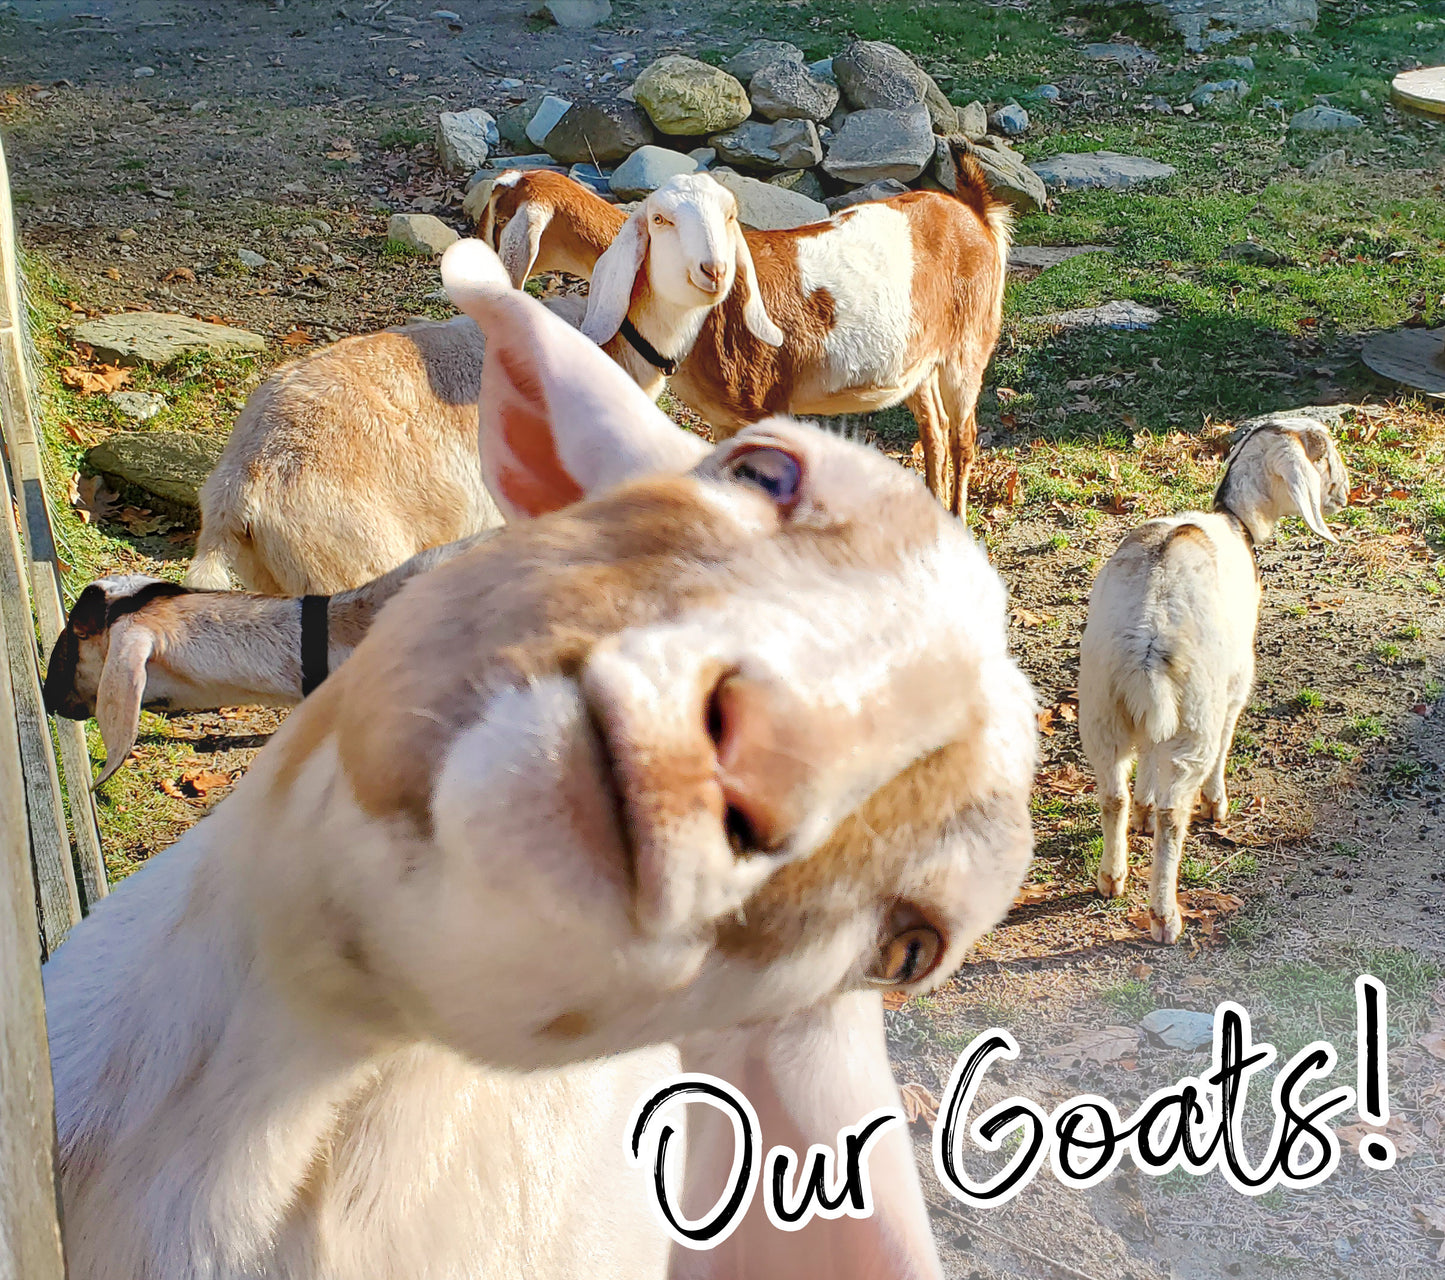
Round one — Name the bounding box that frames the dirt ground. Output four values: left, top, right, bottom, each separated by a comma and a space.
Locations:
5, 2, 1444, 1277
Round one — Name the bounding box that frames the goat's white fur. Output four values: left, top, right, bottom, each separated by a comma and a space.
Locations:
46, 237, 1038, 1279
1078, 419, 1349, 942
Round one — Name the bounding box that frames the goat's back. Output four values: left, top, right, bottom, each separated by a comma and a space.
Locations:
1080, 513, 1259, 745
194, 318, 503, 594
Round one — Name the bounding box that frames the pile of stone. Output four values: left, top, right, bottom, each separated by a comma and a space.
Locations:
436, 39, 1070, 239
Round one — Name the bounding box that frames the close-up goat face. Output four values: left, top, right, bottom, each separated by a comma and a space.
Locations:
242, 240, 1037, 1073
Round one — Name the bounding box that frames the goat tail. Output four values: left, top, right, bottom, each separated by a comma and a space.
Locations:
1119, 662, 1182, 746
184, 521, 240, 589
944, 139, 1013, 242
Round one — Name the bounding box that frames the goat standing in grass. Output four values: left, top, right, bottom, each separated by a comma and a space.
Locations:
1078, 418, 1349, 942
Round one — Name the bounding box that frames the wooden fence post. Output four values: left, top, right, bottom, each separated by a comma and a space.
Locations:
0, 576, 68, 1280
0, 130, 108, 916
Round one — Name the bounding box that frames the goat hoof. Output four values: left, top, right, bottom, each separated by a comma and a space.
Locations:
1097, 869, 1128, 899
1129, 806, 1154, 835
1201, 792, 1228, 824
1149, 909, 1183, 945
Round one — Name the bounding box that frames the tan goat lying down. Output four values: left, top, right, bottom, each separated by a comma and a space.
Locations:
1079, 418, 1348, 942
186, 317, 504, 594
482, 152, 1012, 516
44, 239, 1038, 1279
43, 534, 493, 786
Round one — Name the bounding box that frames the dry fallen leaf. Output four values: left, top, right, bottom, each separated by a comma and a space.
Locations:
1037, 706, 1057, 736
280, 327, 312, 348
71, 474, 120, 524
164, 767, 233, 800
1047, 1026, 1139, 1066
160, 267, 196, 284
61, 363, 131, 395
1012, 606, 1052, 628
1337, 1116, 1422, 1160
900, 1082, 940, 1126
1043, 762, 1093, 795
1412, 1202, 1445, 1259
1420, 1030, 1445, 1062
881, 990, 909, 1011
1012, 881, 1056, 907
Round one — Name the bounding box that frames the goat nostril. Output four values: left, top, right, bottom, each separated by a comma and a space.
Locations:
705, 679, 727, 751
724, 805, 758, 858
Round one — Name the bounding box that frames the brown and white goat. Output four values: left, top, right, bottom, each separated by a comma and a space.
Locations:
476, 167, 628, 286
44, 534, 494, 786
187, 317, 504, 595
44, 238, 1037, 1280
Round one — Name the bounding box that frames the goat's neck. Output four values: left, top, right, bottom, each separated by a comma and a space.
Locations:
46, 782, 395, 1275
630, 278, 712, 372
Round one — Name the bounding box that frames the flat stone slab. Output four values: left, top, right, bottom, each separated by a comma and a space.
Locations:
1289, 104, 1364, 132
1008, 244, 1113, 270
1081, 43, 1160, 68
1028, 151, 1176, 191
1141, 1008, 1215, 1052
1029, 300, 1161, 330
108, 390, 166, 421
87, 431, 227, 513
73, 312, 266, 367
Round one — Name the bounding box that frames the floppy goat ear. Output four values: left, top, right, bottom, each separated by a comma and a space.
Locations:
441, 238, 708, 520
1278, 433, 1336, 543
674, 991, 945, 1280
92, 616, 156, 788
495, 200, 552, 289
728, 220, 784, 348
581, 211, 649, 347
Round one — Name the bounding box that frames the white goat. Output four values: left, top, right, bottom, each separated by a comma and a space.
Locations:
1078, 417, 1349, 943
186, 317, 504, 595
582, 145, 1013, 517
44, 534, 494, 786
44, 239, 1038, 1280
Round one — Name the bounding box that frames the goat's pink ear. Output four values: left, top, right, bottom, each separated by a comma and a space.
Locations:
441, 238, 708, 519
675, 992, 946, 1280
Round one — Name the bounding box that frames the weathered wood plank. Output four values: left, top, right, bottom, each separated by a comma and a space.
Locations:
0, 132, 107, 911
0, 577, 68, 1280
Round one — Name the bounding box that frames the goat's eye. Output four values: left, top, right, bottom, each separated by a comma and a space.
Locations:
869, 925, 943, 987
726, 447, 803, 509
652, 214, 671, 227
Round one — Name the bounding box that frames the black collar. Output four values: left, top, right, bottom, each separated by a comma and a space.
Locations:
300, 595, 330, 697
619, 318, 678, 376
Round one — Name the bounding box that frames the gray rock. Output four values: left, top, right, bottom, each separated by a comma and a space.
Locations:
496, 77, 525, 91
1289, 105, 1364, 132
1028, 151, 1176, 191
1303, 147, 1348, 177
825, 178, 909, 213
1219, 240, 1291, 266
938, 136, 1047, 213
526, 94, 574, 147
609, 144, 700, 198
86, 432, 228, 512
957, 100, 988, 139
235, 248, 268, 269
536, 0, 611, 28
688, 146, 717, 168
1143, 0, 1317, 53
1031, 300, 1162, 330
1030, 84, 1062, 102
72, 312, 266, 368
542, 97, 653, 163
989, 102, 1030, 136
833, 40, 956, 133
437, 108, 496, 174
1224, 54, 1256, 71
133, 66, 156, 79
822, 104, 934, 184
387, 213, 460, 256
567, 162, 612, 193
1008, 244, 1114, 270
633, 56, 751, 136
725, 40, 805, 84
707, 168, 829, 230
769, 169, 825, 201
1140, 1008, 1216, 1051
1083, 43, 1160, 68
711, 119, 821, 170
807, 58, 835, 84
749, 59, 839, 122
1189, 79, 1250, 110
499, 93, 547, 149
107, 390, 166, 421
